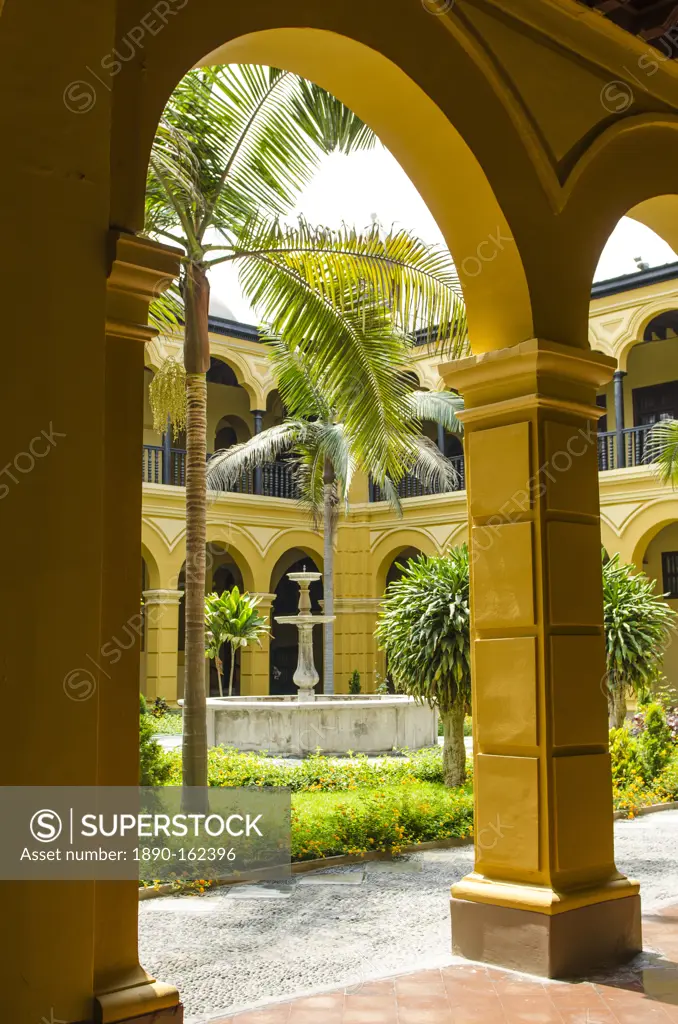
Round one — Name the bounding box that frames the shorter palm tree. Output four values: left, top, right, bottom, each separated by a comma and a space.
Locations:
375, 546, 471, 787
602, 552, 676, 727
205, 588, 270, 696
206, 345, 462, 693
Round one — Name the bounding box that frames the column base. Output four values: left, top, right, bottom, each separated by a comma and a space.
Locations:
116, 1009, 183, 1024
451, 894, 642, 978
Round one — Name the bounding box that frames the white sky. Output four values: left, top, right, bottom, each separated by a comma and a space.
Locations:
208, 146, 678, 323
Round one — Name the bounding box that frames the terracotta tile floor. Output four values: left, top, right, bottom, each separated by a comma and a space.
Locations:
214, 903, 678, 1023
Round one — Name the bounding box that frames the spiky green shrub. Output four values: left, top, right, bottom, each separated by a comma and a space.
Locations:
603, 553, 676, 727
375, 545, 471, 786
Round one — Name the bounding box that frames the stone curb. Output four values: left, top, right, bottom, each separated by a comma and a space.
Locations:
139, 801, 678, 901
138, 835, 473, 901
613, 799, 678, 820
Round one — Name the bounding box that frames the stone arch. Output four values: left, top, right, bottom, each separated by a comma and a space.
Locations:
625, 501, 678, 568
373, 530, 437, 596
140, 542, 162, 592
110, 16, 543, 352
209, 348, 259, 407
564, 116, 678, 344
266, 534, 324, 592
615, 301, 678, 372
204, 524, 259, 592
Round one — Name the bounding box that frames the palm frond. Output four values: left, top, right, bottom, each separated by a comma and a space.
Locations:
206, 422, 302, 489
647, 419, 678, 486
217, 215, 467, 347
407, 436, 460, 493
291, 79, 377, 155
408, 390, 464, 433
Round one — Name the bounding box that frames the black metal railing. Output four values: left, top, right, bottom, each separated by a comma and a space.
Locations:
370, 454, 466, 502
145, 426, 658, 502
142, 445, 299, 499
596, 425, 654, 471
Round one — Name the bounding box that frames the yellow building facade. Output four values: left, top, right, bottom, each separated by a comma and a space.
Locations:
8, 0, 678, 1018
141, 265, 678, 703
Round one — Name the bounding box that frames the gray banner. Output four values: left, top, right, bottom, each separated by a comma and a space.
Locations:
0, 787, 291, 881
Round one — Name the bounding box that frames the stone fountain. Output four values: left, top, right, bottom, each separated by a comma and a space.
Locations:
192, 567, 438, 757
274, 568, 334, 701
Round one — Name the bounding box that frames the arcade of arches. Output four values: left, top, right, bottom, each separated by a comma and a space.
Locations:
5, 1, 678, 1020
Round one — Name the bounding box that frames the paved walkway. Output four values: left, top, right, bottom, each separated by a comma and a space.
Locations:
214, 901, 678, 1022
140, 811, 678, 1023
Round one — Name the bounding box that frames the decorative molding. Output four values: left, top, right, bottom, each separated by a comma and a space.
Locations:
106, 231, 181, 344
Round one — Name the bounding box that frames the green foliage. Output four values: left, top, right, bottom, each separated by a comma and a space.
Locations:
146, 65, 467, 482
639, 703, 673, 781
205, 587, 270, 695
610, 702, 678, 814
139, 695, 172, 786
375, 546, 471, 713
602, 552, 676, 705
647, 418, 678, 485
291, 782, 474, 860
163, 744, 457, 791
348, 670, 362, 695
149, 358, 186, 438
207, 348, 462, 518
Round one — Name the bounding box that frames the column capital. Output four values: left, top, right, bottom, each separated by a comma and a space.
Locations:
106, 230, 182, 344
439, 339, 616, 423
142, 589, 184, 606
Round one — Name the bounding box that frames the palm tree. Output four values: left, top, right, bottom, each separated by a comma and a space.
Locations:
205, 588, 270, 697
375, 546, 471, 787
145, 64, 466, 786
647, 419, 678, 484
206, 343, 463, 693
602, 552, 676, 727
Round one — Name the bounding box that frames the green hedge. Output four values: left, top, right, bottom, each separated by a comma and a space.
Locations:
164, 744, 452, 791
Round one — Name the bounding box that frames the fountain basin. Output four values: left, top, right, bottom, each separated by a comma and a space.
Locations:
200, 695, 437, 757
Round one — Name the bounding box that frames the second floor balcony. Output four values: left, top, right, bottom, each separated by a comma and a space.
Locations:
143, 423, 660, 503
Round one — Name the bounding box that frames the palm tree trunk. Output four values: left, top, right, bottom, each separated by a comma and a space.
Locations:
441, 700, 466, 787
608, 684, 627, 729
216, 655, 224, 698
323, 460, 336, 694
181, 261, 211, 789
228, 647, 236, 697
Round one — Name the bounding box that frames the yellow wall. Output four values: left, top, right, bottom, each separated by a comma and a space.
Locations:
643, 522, 678, 697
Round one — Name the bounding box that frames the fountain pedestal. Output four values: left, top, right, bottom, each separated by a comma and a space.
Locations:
275, 569, 334, 701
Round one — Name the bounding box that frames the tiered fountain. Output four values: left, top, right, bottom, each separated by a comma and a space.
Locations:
274, 568, 334, 702
197, 568, 437, 756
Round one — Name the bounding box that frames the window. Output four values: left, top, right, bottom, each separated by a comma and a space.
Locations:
633, 381, 678, 426
661, 551, 678, 599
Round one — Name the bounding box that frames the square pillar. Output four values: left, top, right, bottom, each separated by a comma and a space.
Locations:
239, 593, 275, 695
142, 590, 183, 704
440, 339, 641, 978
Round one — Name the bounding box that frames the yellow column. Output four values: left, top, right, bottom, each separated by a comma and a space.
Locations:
142, 589, 183, 704
93, 234, 182, 1024
240, 592, 275, 695
441, 339, 641, 978
334, 520, 378, 692
334, 598, 381, 693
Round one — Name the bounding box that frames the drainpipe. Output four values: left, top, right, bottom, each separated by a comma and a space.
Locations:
252, 409, 264, 494
613, 369, 626, 469
436, 422, 445, 454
